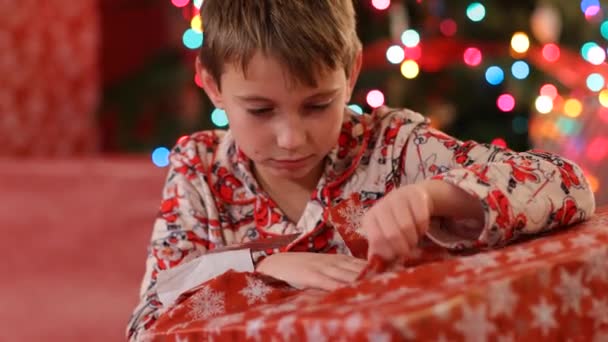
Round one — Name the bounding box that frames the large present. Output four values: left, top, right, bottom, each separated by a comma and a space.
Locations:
142, 204, 608, 341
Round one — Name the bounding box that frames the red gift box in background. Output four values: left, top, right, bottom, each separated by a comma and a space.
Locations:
0, 0, 100, 157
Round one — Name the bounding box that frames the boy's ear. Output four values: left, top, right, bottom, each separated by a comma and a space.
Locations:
346, 50, 363, 101
196, 57, 224, 108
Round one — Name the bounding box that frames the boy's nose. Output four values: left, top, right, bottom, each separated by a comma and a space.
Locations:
276, 118, 306, 151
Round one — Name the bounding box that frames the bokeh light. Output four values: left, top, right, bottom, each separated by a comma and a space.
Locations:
463, 47, 483, 66
401, 30, 421, 48
497, 94, 516, 112
511, 32, 530, 54
372, 0, 391, 11
581, 0, 600, 14
540, 84, 559, 99
348, 104, 364, 115
466, 3, 486, 22
491, 138, 507, 148
542, 44, 561, 62
171, 0, 190, 8
535, 95, 554, 114
511, 61, 530, 79
191, 15, 203, 32
581, 42, 599, 61
586, 73, 605, 92
599, 89, 608, 107
194, 0, 203, 9
211, 108, 229, 127
404, 46, 422, 60
563, 98, 583, 117
556, 117, 581, 136
152, 147, 171, 167
440, 19, 457, 36
400, 60, 420, 79
587, 46, 606, 65
485, 66, 504, 85
601, 21, 608, 40
386, 45, 405, 64
586, 137, 608, 162
367, 90, 385, 108
183, 29, 204, 49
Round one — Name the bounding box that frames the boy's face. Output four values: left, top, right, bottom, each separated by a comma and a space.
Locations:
198, 51, 361, 185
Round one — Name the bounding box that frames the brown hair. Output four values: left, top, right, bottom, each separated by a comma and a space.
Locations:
199, 0, 362, 88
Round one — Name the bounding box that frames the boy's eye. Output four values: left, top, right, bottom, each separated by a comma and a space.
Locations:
306, 101, 332, 111
247, 108, 273, 116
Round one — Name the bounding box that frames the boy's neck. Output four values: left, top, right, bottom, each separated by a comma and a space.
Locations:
253, 161, 325, 196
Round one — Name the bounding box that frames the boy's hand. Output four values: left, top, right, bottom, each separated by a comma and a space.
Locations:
362, 183, 435, 262
255, 252, 367, 291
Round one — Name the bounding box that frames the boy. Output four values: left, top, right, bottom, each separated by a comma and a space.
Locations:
127, 0, 595, 340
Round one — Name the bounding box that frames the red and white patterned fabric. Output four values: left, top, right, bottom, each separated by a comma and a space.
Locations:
0, 0, 99, 156
127, 106, 596, 340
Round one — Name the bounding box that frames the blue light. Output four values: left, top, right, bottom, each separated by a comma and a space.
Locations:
602, 21, 608, 40
183, 29, 204, 50
581, 0, 600, 13
211, 108, 229, 127
586, 73, 605, 92
152, 147, 171, 168
512, 116, 528, 134
556, 117, 580, 136
466, 3, 486, 22
511, 61, 530, 80
485, 66, 504, 85
194, 0, 203, 9
348, 104, 364, 115
401, 30, 420, 47
581, 42, 599, 61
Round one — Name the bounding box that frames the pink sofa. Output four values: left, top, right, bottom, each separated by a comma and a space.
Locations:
2, 157, 166, 341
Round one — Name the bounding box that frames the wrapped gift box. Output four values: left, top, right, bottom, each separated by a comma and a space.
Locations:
145, 207, 608, 341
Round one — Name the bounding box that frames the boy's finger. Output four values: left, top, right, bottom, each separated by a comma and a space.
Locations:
325, 264, 360, 282
336, 259, 367, 273
366, 214, 395, 260
408, 194, 431, 236
311, 271, 349, 291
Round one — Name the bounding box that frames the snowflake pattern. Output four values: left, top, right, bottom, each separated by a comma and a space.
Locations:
204, 313, 245, 333
530, 297, 557, 336
569, 233, 599, 249
538, 240, 565, 254
246, 317, 265, 341
306, 322, 327, 342
554, 268, 591, 315
337, 200, 367, 237
585, 249, 608, 283
277, 315, 297, 340
453, 303, 496, 342
239, 275, 273, 305
505, 246, 536, 263
345, 313, 364, 335
487, 280, 518, 318
455, 253, 499, 275
187, 285, 225, 320
588, 297, 608, 328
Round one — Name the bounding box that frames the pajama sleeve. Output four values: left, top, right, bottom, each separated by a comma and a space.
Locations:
399, 121, 596, 250
126, 135, 252, 341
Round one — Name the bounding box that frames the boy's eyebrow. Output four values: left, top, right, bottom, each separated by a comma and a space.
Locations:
236, 88, 341, 102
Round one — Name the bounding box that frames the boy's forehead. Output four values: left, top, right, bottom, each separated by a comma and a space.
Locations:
223, 52, 343, 92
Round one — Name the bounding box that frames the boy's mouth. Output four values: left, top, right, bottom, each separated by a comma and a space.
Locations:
270, 155, 314, 169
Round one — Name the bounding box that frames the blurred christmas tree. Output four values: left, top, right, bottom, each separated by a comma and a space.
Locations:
101, 0, 606, 203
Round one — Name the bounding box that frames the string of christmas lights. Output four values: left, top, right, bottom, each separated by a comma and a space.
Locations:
152, 0, 606, 202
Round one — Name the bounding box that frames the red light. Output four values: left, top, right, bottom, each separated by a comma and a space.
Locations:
542, 44, 560, 62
